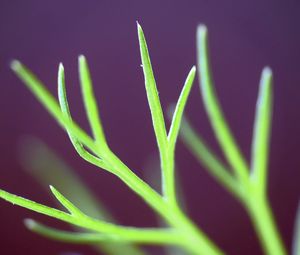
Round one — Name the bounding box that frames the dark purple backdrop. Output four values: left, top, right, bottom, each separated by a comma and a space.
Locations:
0, 1, 300, 254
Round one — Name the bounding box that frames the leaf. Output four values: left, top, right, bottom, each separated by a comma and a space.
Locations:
24, 219, 181, 245
196, 25, 249, 184
10, 61, 98, 156
78, 55, 108, 149
49, 186, 85, 217
19, 137, 147, 255
58, 63, 110, 171
0, 189, 71, 222
137, 22, 168, 154
24, 219, 110, 243
168, 66, 196, 150
250, 67, 273, 193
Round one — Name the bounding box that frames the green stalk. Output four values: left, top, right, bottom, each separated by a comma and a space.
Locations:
165, 206, 224, 255
246, 193, 287, 255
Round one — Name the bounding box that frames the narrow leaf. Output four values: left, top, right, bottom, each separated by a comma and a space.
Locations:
0, 189, 71, 223
250, 67, 273, 193
58, 63, 110, 171
168, 66, 196, 150
196, 25, 249, 183
10, 61, 98, 156
19, 138, 147, 255
137, 22, 168, 152
24, 219, 113, 243
49, 185, 85, 217
78, 55, 108, 149
20, 137, 112, 220
24, 219, 181, 244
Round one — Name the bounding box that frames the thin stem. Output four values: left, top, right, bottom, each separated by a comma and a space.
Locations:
165, 206, 224, 255
196, 25, 249, 186
101, 152, 223, 255
25, 219, 182, 245
246, 192, 287, 255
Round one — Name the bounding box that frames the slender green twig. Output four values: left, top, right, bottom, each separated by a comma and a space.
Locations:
1, 22, 290, 255
196, 25, 249, 186
3, 23, 226, 255
191, 24, 287, 255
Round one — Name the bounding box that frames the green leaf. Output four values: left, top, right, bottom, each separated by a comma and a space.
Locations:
24, 219, 182, 245
24, 219, 111, 243
137, 22, 168, 154
78, 55, 108, 149
0, 189, 72, 223
250, 67, 273, 193
19, 137, 147, 255
168, 66, 196, 151
10, 61, 98, 156
58, 63, 111, 171
196, 25, 249, 184
49, 185, 86, 217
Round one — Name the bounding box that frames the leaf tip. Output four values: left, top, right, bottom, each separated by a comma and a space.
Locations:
191, 65, 196, 74
24, 218, 36, 230
49, 185, 56, 193
78, 54, 86, 65
262, 66, 272, 79
197, 24, 207, 37
10, 60, 22, 72
59, 63, 64, 72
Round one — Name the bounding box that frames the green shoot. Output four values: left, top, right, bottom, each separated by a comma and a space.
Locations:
20, 137, 145, 255
250, 67, 273, 195
168, 66, 196, 151
58, 63, 111, 171
137, 23, 196, 206
49, 185, 86, 217
5, 23, 225, 255
2, 22, 290, 255
10, 61, 98, 156
192, 24, 287, 255
78, 55, 109, 149
196, 25, 249, 185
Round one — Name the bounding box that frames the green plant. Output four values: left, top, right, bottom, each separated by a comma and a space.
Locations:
0, 23, 292, 255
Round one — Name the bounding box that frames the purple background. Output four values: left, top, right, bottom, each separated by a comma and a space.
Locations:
1, 0, 300, 254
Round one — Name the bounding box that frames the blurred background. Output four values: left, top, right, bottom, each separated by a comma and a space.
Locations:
0, 0, 300, 254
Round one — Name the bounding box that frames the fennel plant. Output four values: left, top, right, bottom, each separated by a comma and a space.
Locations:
0, 23, 295, 255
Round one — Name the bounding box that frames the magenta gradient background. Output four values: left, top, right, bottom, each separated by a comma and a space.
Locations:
1, 1, 300, 254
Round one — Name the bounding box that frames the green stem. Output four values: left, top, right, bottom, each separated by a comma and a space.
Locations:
165, 206, 224, 255
246, 194, 287, 255
104, 152, 223, 255
161, 150, 177, 206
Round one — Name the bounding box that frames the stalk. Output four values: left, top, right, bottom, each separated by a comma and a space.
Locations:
166, 206, 224, 255
246, 193, 287, 255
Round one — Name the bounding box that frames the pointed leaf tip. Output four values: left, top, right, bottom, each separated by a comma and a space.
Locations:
59, 63, 64, 71
197, 24, 207, 36
49, 185, 55, 193
262, 66, 272, 78
24, 218, 36, 230
78, 54, 86, 63
191, 65, 196, 73
10, 60, 22, 71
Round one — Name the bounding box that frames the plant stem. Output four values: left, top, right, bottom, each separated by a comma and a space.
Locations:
246, 193, 287, 255
164, 205, 224, 255
104, 151, 223, 255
